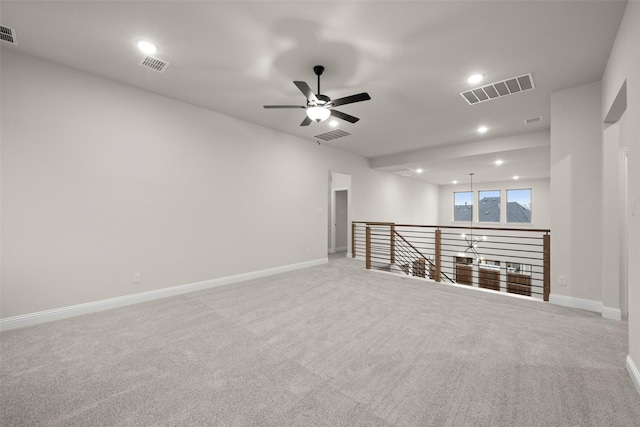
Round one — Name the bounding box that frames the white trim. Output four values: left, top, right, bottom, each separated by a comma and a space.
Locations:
335, 246, 347, 252
549, 293, 602, 313
549, 295, 623, 320
601, 306, 622, 321
0, 258, 328, 331
626, 355, 640, 398
330, 189, 337, 253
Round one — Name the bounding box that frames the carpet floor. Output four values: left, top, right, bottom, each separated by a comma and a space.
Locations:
1, 255, 639, 426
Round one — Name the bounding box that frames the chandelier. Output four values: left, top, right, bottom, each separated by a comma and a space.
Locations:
458, 173, 487, 263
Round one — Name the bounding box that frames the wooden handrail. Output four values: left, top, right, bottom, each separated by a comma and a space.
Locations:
394, 223, 550, 233
356, 221, 550, 234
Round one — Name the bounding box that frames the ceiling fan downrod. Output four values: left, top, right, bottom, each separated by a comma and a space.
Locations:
314, 65, 324, 96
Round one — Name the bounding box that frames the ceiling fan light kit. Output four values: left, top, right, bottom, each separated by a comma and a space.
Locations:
306, 106, 331, 122
264, 65, 371, 126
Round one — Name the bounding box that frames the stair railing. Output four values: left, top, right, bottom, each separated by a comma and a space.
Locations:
353, 222, 550, 301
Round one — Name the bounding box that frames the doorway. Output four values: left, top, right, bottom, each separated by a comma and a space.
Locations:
334, 190, 348, 252
329, 171, 351, 255
620, 148, 629, 318
605, 81, 628, 320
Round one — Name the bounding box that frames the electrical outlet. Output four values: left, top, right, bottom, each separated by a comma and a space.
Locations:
133, 273, 142, 284
558, 275, 567, 286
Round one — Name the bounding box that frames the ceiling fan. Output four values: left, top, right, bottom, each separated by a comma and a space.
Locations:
263, 65, 371, 126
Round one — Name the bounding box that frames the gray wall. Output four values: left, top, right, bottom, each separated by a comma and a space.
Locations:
1, 49, 439, 318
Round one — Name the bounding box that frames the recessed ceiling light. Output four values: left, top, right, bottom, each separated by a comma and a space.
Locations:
495, 159, 503, 165
467, 73, 483, 85
452, 180, 458, 184
416, 168, 423, 174
136, 40, 157, 55
329, 120, 338, 127
478, 126, 488, 134
513, 175, 519, 180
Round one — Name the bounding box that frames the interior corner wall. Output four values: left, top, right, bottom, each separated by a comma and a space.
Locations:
602, 0, 640, 385
0, 49, 439, 319
550, 81, 602, 303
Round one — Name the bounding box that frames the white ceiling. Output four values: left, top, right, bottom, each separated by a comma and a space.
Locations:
1, 1, 627, 184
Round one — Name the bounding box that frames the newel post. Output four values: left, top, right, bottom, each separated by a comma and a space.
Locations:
435, 228, 442, 282
365, 225, 371, 270
352, 223, 356, 258
543, 233, 550, 302
390, 223, 396, 264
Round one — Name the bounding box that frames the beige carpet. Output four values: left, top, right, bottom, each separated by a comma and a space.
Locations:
2, 255, 639, 426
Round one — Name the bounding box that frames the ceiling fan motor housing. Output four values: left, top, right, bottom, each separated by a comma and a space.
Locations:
312, 93, 331, 106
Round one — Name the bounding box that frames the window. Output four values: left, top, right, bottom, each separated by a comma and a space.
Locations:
453, 191, 473, 222
478, 190, 500, 223
506, 262, 531, 275
506, 189, 531, 223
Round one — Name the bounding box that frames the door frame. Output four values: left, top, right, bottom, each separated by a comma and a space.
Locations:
620, 147, 629, 318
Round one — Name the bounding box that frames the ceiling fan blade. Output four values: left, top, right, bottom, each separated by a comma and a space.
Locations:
330, 92, 371, 108
330, 109, 360, 123
294, 81, 318, 103
263, 105, 306, 109
300, 116, 312, 126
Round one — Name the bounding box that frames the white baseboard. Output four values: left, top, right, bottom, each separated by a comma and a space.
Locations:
627, 355, 640, 398
0, 258, 328, 331
335, 246, 347, 252
549, 293, 602, 313
602, 306, 622, 321
549, 294, 624, 321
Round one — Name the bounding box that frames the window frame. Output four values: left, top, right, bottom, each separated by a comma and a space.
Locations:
477, 190, 501, 223
453, 191, 474, 223
506, 188, 532, 224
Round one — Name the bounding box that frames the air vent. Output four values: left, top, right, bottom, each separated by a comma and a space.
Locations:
314, 129, 352, 142
460, 73, 535, 105
139, 56, 170, 73
0, 25, 17, 45
524, 116, 542, 124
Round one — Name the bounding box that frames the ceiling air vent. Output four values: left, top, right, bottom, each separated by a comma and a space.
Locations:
461, 73, 535, 105
0, 25, 17, 45
139, 56, 170, 73
314, 129, 352, 142
524, 116, 542, 124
